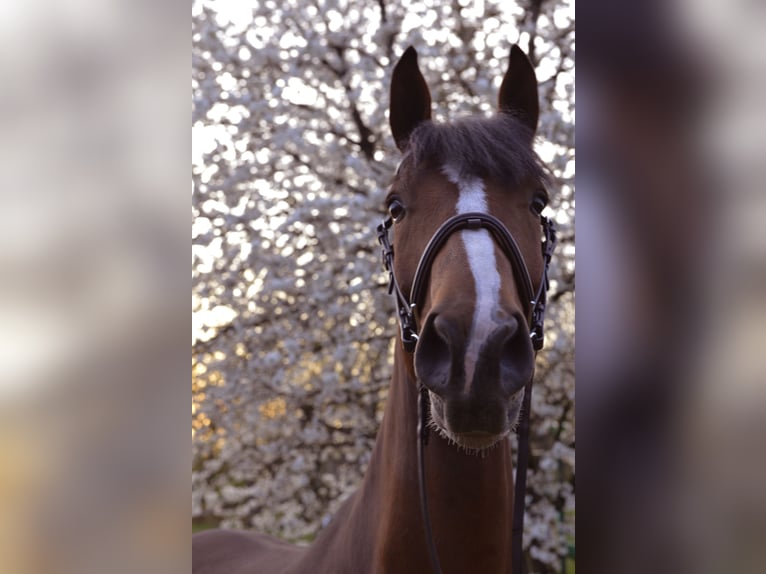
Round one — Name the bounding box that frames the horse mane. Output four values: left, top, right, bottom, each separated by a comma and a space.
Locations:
402, 114, 549, 187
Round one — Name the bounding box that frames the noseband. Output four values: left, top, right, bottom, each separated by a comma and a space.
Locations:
376, 207, 556, 574
377, 210, 555, 353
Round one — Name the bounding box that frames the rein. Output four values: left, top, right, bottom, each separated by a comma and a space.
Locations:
377, 208, 556, 574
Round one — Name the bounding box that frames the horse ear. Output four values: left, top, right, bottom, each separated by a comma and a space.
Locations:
390, 46, 432, 151
498, 44, 539, 134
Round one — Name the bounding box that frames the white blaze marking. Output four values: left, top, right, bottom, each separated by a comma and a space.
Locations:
442, 165, 501, 390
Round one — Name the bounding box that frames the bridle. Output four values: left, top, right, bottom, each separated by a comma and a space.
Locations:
377, 207, 555, 574
376, 204, 556, 574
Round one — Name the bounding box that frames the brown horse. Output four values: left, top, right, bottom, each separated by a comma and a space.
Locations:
193, 44, 553, 574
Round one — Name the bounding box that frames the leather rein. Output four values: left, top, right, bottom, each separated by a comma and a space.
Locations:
376, 207, 556, 574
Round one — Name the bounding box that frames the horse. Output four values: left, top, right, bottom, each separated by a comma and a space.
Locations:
193, 44, 555, 574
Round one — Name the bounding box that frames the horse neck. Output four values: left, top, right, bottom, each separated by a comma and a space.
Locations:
361, 343, 516, 573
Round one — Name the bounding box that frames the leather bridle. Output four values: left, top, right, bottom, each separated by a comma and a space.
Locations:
376, 205, 556, 574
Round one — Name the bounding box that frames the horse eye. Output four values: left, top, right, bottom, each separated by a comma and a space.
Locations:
388, 199, 406, 222
530, 194, 547, 215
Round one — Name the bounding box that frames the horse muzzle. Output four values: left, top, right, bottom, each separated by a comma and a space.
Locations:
413, 308, 535, 448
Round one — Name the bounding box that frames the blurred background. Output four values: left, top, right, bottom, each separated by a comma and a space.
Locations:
192, 1, 575, 573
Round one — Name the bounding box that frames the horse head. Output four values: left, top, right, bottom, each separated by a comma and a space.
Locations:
385, 45, 550, 452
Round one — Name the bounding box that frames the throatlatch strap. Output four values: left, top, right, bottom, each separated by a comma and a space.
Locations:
417, 386, 443, 574
512, 380, 534, 574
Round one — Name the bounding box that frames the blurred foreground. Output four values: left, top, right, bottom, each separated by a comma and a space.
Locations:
0, 1, 188, 573
577, 2, 766, 573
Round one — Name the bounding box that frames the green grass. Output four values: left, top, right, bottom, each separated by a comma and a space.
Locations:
564, 540, 575, 574
192, 518, 219, 533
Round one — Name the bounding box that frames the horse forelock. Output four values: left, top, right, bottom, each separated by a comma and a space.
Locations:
400, 115, 549, 189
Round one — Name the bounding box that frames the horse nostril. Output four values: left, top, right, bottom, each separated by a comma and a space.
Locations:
499, 315, 535, 395
414, 314, 453, 389
415, 311, 534, 396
